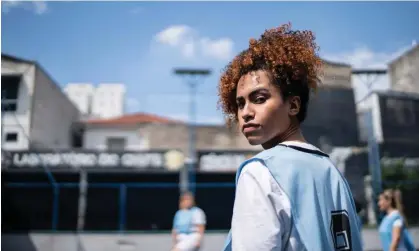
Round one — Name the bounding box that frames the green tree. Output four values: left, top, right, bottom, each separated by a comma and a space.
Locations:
381, 157, 419, 225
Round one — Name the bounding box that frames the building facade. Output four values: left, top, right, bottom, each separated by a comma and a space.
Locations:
91, 83, 126, 119
389, 43, 419, 94
64, 83, 126, 119
357, 90, 419, 158
320, 60, 352, 88
64, 83, 95, 116
83, 112, 261, 153
1, 54, 80, 151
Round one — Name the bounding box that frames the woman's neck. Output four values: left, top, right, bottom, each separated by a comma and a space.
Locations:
262, 125, 306, 149
386, 207, 397, 215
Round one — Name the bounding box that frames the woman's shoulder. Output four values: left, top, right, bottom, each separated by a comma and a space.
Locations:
253, 143, 324, 161
192, 207, 206, 216
239, 158, 270, 180
388, 210, 403, 220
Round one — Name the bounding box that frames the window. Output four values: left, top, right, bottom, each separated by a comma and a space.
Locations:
1, 75, 21, 112
106, 137, 126, 151
386, 98, 416, 126
5, 132, 18, 142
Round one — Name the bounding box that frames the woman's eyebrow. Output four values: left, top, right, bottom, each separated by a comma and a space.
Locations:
249, 88, 270, 96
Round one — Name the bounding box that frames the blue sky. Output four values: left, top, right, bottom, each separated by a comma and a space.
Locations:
2, 1, 419, 124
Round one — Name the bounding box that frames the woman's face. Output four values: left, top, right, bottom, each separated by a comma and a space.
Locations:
179, 194, 194, 209
377, 194, 391, 212
236, 70, 300, 147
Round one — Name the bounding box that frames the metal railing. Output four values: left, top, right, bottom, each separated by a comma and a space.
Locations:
3, 181, 236, 232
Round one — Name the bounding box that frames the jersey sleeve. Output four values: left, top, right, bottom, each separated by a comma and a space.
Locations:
393, 219, 403, 228
172, 211, 179, 229
231, 160, 284, 251
192, 208, 206, 225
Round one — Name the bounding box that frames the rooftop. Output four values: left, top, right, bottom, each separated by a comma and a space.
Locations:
1, 53, 35, 65
85, 112, 183, 125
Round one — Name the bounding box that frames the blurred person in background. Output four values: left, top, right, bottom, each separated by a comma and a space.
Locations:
171, 192, 206, 251
378, 189, 415, 251
218, 23, 362, 251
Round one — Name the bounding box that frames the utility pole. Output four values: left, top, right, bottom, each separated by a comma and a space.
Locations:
1, 91, 6, 166
173, 68, 211, 194
1, 91, 5, 148
352, 68, 387, 225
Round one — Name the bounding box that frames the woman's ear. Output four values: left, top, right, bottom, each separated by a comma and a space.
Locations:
288, 96, 301, 116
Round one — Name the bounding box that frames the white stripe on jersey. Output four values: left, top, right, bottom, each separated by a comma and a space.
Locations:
232, 141, 319, 251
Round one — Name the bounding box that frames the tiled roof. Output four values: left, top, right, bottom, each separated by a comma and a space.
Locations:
85, 112, 183, 125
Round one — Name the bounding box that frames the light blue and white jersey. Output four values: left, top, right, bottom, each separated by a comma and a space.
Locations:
379, 210, 415, 251
173, 206, 206, 234
223, 141, 362, 251
173, 207, 207, 251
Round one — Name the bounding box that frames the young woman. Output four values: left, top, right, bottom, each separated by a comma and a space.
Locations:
378, 189, 415, 251
171, 192, 206, 251
218, 23, 362, 251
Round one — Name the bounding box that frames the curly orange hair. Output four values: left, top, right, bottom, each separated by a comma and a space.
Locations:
217, 23, 323, 125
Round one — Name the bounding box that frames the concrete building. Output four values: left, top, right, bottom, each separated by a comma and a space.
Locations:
83, 112, 260, 153
320, 60, 352, 88
388, 43, 419, 94
91, 83, 126, 119
64, 83, 126, 119
357, 90, 419, 158
64, 83, 94, 116
1, 54, 80, 151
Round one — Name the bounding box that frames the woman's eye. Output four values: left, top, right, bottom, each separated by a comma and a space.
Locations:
237, 102, 245, 109
254, 97, 266, 104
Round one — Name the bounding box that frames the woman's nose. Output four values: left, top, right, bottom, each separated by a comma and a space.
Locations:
241, 104, 255, 123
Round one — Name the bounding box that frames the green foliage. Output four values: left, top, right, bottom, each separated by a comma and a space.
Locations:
381, 157, 419, 189
380, 157, 419, 225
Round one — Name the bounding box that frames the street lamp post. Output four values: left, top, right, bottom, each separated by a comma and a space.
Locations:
173, 68, 211, 194
352, 68, 387, 224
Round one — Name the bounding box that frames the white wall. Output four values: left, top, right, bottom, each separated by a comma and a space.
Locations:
64, 83, 94, 115
1, 60, 36, 151
321, 62, 352, 88
83, 126, 149, 151
91, 83, 125, 119
29, 67, 80, 150
356, 93, 383, 143
389, 45, 419, 94
352, 73, 389, 103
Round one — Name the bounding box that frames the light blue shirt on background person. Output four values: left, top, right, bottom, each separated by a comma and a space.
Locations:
379, 210, 415, 251
172, 206, 206, 251
223, 141, 363, 251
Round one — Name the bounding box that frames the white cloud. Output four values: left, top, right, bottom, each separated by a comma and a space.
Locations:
154, 25, 234, 61
200, 37, 234, 61
2, 0, 48, 15
322, 44, 411, 70
155, 25, 193, 47
181, 41, 196, 59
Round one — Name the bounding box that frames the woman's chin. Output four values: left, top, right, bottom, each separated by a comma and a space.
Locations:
246, 136, 264, 146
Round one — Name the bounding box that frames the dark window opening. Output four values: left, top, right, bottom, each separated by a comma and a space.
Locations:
71, 125, 84, 148
106, 137, 126, 151
1, 75, 21, 112
5, 132, 18, 142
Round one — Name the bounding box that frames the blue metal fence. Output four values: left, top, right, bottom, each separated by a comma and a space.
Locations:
4, 181, 236, 232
